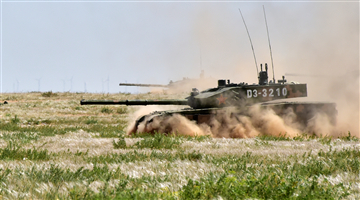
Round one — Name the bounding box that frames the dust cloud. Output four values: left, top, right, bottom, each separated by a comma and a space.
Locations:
127, 104, 350, 138
152, 76, 217, 94
193, 3, 359, 138
127, 3, 359, 137
126, 105, 187, 134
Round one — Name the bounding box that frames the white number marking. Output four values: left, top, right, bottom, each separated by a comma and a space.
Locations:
247, 87, 287, 98
282, 88, 288, 96
276, 88, 280, 96
262, 88, 267, 97
247, 90, 252, 98
269, 88, 274, 97
253, 89, 258, 97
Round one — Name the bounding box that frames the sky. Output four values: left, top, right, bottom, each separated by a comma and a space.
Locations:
0, 1, 358, 96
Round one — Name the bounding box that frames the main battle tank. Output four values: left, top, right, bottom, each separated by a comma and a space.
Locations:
81, 63, 337, 135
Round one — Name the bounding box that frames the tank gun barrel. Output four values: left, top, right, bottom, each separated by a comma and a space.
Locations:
119, 83, 168, 88
80, 99, 188, 106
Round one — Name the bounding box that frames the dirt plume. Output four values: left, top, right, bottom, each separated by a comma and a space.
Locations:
138, 114, 210, 137
204, 106, 302, 138
126, 105, 168, 134
206, 108, 260, 138
128, 104, 349, 138
126, 105, 188, 134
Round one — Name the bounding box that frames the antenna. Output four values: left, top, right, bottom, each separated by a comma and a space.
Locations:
107, 76, 109, 93
61, 79, 66, 92
263, 5, 275, 83
238, 8, 259, 76
102, 78, 104, 93
199, 47, 205, 79
199, 46, 203, 72
69, 77, 73, 92
102, 77, 109, 94
16, 79, 19, 92
35, 78, 42, 92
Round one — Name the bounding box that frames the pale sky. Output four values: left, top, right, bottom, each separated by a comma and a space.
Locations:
1, 1, 359, 95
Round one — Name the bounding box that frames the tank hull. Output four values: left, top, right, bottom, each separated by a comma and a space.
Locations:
128, 102, 337, 136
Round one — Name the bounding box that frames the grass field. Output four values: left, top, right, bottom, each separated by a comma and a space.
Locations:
0, 92, 359, 199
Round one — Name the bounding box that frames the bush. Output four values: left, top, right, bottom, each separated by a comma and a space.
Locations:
11, 115, 20, 124
85, 118, 98, 124
101, 107, 112, 114
113, 135, 127, 149
41, 91, 58, 97
116, 107, 128, 114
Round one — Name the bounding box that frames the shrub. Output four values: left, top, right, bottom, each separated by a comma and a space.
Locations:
85, 118, 98, 124
113, 135, 127, 149
116, 107, 128, 114
41, 91, 58, 97
11, 115, 20, 124
101, 107, 112, 114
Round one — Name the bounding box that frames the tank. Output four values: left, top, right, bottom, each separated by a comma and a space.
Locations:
81, 63, 337, 135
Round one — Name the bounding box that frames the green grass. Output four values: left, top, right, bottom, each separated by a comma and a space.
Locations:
257, 132, 359, 144
0, 119, 126, 138
131, 133, 182, 149
0, 122, 78, 136
180, 148, 359, 199
116, 107, 128, 114
11, 115, 21, 124
258, 132, 316, 141
87, 150, 203, 163
130, 147, 356, 199
85, 118, 98, 124
113, 133, 183, 149
26, 146, 357, 200
21, 164, 122, 184
101, 107, 113, 114
339, 131, 360, 142
26, 117, 53, 125
0, 141, 53, 161
0, 132, 40, 144
180, 171, 350, 200
128, 132, 211, 141
113, 133, 211, 149
0, 168, 11, 183
0, 92, 358, 199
